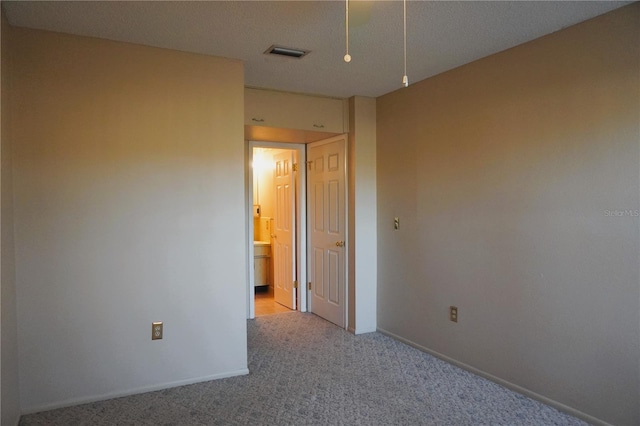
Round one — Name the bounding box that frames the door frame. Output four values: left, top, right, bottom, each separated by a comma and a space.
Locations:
247, 141, 307, 319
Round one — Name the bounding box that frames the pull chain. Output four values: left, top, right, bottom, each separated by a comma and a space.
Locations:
344, 0, 351, 62
402, 0, 408, 87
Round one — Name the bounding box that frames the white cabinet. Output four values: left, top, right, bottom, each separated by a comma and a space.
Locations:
245, 88, 345, 133
254, 243, 271, 287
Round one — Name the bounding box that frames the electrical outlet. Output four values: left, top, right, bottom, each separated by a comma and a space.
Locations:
152, 322, 163, 340
394, 217, 400, 230
449, 306, 458, 323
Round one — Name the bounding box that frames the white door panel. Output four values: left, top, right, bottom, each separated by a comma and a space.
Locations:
274, 151, 296, 309
308, 135, 346, 328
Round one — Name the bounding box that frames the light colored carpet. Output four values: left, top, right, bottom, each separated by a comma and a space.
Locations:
19, 312, 588, 425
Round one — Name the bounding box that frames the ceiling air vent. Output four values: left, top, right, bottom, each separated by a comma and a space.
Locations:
264, 45, 309, 59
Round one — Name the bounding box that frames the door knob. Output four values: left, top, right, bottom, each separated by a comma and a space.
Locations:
335, 241, 345, 247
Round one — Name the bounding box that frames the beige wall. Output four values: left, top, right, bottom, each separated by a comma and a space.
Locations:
348, 96, 377, 334
11, 28, 247, 412
376, 4, 639, 426
1, 12, 21, 426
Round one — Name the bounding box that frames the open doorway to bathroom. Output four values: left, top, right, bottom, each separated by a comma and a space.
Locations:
248, 142, 307, 319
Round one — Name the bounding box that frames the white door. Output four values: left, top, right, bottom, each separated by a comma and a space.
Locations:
308, 135, 347, 328
273, 151, 296, 309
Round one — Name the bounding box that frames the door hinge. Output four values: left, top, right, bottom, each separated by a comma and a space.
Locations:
308, 282, 312, 290
292, 163, 298, 172
293, 280, 298, 289
306, 160, 313, 170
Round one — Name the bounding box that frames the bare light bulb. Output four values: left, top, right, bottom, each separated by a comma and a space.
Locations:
344, 54, 352, 63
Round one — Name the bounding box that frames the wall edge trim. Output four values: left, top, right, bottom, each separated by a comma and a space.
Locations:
376, 327, 612, 426
19, 368, 250, 416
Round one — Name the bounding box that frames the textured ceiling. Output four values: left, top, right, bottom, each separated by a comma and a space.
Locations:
3, 1, 632, 98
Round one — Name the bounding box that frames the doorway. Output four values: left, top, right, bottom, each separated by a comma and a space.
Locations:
248, 142, 307, 319
247, 136, 347, 328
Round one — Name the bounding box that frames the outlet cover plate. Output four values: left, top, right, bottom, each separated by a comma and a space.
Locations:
449, 306, 458, 323
152, 322, 163, 340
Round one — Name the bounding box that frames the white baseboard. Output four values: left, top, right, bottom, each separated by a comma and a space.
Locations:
348, 326, 376, 335
353, 326, 376, 335
376, 327, 611, 426
20, 368, 249, 416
